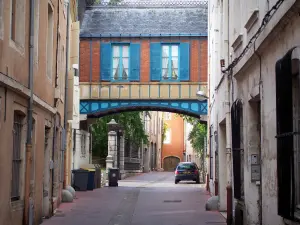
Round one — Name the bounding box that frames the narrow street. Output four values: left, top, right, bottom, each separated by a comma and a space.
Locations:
42, 172, 225, 225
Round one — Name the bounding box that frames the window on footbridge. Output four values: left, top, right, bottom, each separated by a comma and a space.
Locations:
112, 45, 129, 81
162, 45, 179, 81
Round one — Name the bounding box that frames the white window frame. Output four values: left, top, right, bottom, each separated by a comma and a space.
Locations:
164, 112, 171, 120
112, 45, 130, 81
164, 128, 171, 144
161, 44, 179, 81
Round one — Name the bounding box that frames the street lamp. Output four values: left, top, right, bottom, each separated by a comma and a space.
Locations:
107, 119, 123, 134
196, 90, 208, 101
107, 119, 123, 180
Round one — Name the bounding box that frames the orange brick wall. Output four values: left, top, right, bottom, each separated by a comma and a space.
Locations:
141, 40, 150, 82
79, 40, 90, 82
199, 40, 208, 82
162, 113, 185, 162
92, 40, 100, 82
79, 38, 207, 83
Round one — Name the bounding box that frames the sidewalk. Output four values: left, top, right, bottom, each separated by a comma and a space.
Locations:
42, 187, 131, 225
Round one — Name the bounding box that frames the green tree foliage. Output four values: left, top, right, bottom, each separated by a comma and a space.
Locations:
175, 114, 207, 154
91, 112, 148, 159
108, 0, 122, 5
188, 122, 207, 155
162, 122, 168, 143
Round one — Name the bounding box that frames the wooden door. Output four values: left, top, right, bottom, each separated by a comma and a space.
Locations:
163, 156, 180, 171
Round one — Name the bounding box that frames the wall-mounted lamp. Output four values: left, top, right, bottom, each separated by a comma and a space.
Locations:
196, 90, 208, 101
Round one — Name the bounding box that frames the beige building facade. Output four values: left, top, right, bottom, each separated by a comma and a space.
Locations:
143, 111, 163, 172
208, 0, 300, 224
0, 0, 79, 224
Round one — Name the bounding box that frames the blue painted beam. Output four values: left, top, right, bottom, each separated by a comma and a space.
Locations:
80, 33, 208, 38
80, 99, 207, 118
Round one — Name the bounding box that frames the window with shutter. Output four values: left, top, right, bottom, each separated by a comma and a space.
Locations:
231, 99, 244, 200
150, 43, 162, 81
161, 44, 179, 81
276, 47, 300, 220
100, 43, 111, 81
180, 42, 190, 81
112, 45, 130, 81
129, 43, 141, 81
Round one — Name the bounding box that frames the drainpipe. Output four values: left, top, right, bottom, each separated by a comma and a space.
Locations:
24, 0, 35, 224
222, 0, 233, 223
254, 41, 263, 225
63, 1, 70, 189
51, 116, 57, 215
225, 71, 233, 225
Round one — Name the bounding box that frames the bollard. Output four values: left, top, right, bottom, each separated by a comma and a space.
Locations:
206, 174, 210, 192
214, 180, 219, 195
226, 185, 233, 225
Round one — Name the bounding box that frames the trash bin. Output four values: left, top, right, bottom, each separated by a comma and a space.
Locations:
72, 169, 89, 191
108, 168, 119, 187
81, 168, 96, 190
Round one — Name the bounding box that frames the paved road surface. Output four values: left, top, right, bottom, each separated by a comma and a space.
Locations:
42, 172, 226, 225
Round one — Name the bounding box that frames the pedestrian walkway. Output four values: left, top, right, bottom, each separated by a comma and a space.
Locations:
41, 172, 226, 225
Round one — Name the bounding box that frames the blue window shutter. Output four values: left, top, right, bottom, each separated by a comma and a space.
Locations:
100, 43, 111, 81
129, 43, 140, 81
150, 43, 162, 81
180, 42, 190, 81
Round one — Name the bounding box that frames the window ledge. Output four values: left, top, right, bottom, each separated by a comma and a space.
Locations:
283, 218, 300, 225
9, 40, 25, 57
244, 9, 259, 33
231, 34, 243, 52
11, 200, 24, 212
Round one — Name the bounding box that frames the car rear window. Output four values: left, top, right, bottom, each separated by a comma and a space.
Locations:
177, 163, 196, 170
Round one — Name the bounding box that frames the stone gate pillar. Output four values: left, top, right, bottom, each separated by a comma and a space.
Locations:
106, 131, 117, 174
119, 135, 125, 178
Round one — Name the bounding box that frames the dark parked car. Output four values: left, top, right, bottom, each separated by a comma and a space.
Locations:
174, 162, 200, 184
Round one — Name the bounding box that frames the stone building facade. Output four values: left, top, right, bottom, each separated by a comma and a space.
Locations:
208, 0, 300, 224
0, 0, 79, 224
161, 112, 185, 171
143, 111, 164, 172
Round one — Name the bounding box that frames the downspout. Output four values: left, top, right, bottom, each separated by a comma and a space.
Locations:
24, 0, 35, 224
63, 1, 70, 189
225, 70, 233, 225
51, 116, 57, 215
73, 129, 76, 170
223, 0, 233, 223
254, 41, 263, 225
89, 126, 92, 164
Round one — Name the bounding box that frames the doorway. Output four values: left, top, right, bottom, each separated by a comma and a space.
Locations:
163, 156, 180, 171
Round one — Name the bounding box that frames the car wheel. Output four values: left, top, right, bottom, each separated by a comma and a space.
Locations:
175, 179, 180, 184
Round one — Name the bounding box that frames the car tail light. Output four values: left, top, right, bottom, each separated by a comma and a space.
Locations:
175, 170, 179, 175
194, 170, 198, 174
